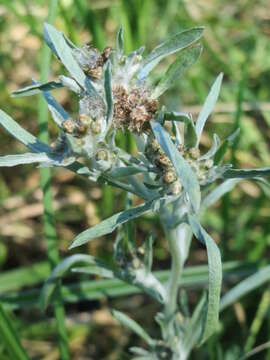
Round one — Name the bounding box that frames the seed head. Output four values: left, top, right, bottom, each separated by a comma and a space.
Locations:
189, 147, 200, 159
204, 159, 214, 169
79, 114, 92, 127
62, 119, 76, 134
163, 170, 177, 184
95, 149, 108, 161
91, 120, 102, 134
169, 181, 182, 195
152, 139, 160, 151
156, 154, 171, 168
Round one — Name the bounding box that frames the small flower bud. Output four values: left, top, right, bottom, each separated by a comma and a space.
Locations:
169, 181, 182, 195
91, 120, 102, 134
152, 139, 160, 151
102, 46, 112, 61
132, 258, 141, 269
177, 144, 185, 154
156, 154, 171, 168
189, 147, 200, 159
163, 170, 177, 184
79, 114, 92, 127
204, 159, 214, 169
95, 149, 108, 161
76, 122, 87, 134
62, 119, 76, 134
137, 246, 145, 256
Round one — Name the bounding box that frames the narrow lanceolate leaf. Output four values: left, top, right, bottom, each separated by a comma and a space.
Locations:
224, 168, 270, 179
195, 73, 223, 147
40, 254, 107, 310
138, 27, 204, 80
0, 110, 50, 153
199, 134, 220, 161
12, 81, 63, 97
188, 215, 222, 344
201, 179, 240, 210
0, 304, 30, 360
43, 23, 87, 90
220, 265, 270, 312
153, 44, 202, 98
111, 310, 155, 346
116, 27, 124, 55
108, 166, 147, 178
32, 80, 70, 126
164, 111, 197, 148
0, 153, 56, 167
151, 121, 200, 212
69, 201, 153, 249
72, 266, 114, 279
104, 61, 114, 124
59, 75, 81, 93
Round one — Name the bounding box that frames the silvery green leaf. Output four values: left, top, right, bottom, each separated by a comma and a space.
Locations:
171, 121, 182, 145
103, 60, 114, 124
214, 128, 240, 164
164, 111, 197, 148
132, 267, 166, 303
199, 134, 220, 161
130, 347, 150, 356
138, 27, 204, 80
116, 27, 124, 55
0, 110, 50, 153
220, 264, 270, 312
182, 293, 207, 353
153, 44, 202, 99
43, 23, 87, 90
144, 234, 154, 273
188, 215, 222, 344
108, 166, 148, 178
0, 153, 58, 167
202, 164, 232, 185
201, 179, 240, 210
111, 309, 155, 346
151, 121, 200, 212
69, 201, 154, 249
40, 254, 103, 310
12, 81, 63, 97
224, 167, 270, 179
195, 73, 223, 147
32, 79, 70, 126
59, 75, 81, 93
71, 266, 115, 279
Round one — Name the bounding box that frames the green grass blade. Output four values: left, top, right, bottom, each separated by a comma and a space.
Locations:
0, 304, 30, 360
38, 1, 69, 359
220, 265, 270, 312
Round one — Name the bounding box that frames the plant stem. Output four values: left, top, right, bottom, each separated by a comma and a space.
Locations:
165, 228, 183, 317
38, 1, 69, 359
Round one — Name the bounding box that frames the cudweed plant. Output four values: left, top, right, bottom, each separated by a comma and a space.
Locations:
1, 23, 270, 359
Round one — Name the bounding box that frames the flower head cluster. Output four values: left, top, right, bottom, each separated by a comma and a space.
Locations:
2, 23, 259, 206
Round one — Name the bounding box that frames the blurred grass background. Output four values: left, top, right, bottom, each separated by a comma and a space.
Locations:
0, 0, 269, 359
